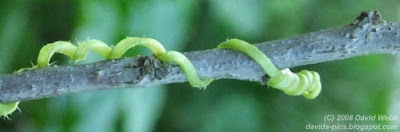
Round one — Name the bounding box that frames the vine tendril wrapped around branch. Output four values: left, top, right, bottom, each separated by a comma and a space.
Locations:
1, 37, 322, 118
217, 39, 322, 99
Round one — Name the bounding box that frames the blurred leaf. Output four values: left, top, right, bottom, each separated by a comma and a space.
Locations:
199, 94, 262, 132
45, 1, 121, 132
210, 0, 267, 39
0, 2, 31, 74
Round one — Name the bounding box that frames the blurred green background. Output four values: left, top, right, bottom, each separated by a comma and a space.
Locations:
1, 0, 400, 132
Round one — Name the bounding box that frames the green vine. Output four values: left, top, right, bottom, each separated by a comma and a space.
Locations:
218, 39, 321, 99
0, 37, 321, 118
0, 102, 19, 119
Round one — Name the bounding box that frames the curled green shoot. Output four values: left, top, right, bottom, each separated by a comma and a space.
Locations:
217, 39, 322, 99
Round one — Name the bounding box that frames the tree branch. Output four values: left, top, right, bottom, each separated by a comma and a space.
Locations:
1, 11, 399, 103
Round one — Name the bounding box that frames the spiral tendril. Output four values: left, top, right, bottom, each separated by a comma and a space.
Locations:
36, 37, 168, 67
2, 37, 321, 118
34, 37, 212, 88
217, 39, 322, 99
1, 37, 212, 118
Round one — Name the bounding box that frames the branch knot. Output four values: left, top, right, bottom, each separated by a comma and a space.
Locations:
353, 10, 382, 25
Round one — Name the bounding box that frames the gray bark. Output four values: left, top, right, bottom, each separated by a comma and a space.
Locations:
1, 11, 398, 103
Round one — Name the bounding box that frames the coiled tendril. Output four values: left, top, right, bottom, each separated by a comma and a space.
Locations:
1, 37, 212, 118
36, 37, 213, 87
217, 39, 321, 99
1, 38, 321, 118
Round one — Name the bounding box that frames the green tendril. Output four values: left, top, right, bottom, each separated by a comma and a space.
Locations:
0, 102, 19, 119
74, 40, 112, 61
157, 51, 213, 88
2, 37, 213, 117
217, 39, 322, 99
2, 37, 322, 118
108, 37, 166, 59
217, 39, 281, 77
37, 41, 77, 68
